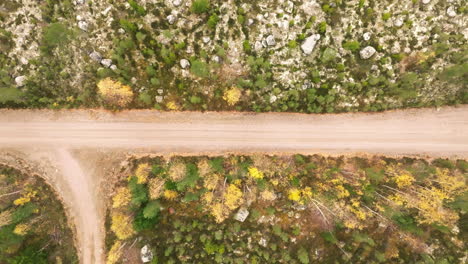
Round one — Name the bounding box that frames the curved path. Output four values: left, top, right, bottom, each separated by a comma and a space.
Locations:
0, 106, 466, 264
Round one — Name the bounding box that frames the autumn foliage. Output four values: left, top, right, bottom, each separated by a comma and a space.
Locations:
97, 78, 133, 107
223, 87, 242, 106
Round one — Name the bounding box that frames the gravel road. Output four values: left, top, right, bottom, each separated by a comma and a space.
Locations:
0, 106, 466, 264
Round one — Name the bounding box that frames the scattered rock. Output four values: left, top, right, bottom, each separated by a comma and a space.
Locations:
266, 35, 276, 46
301, 34, 321, 55
76, 15, 83, 21
247, 19, 254, 26
155, 96, 163, 103
212, 55, 221, 63
393, 17, 404, 27
285, 1, 294, 13
157, 89, 164, 95
101, 6, 112, 16
20, 57, 28, 65
234, 208, 249, 222
89, 51, 102, 62
75, 0, 85, 5
254, 41, 263, 50
167, 14, 177, 25
294, 204, 307, 211
202, 36, 211, 43
363, 32, 371, 41
360, 46, 376, 59
78, 21, 88, 31
110, 65, 118, 71
422, 0, 430, 4
15, 76, 26, 87
269, 95, 277, 103
259, 237, 267, 247
140, 245, 153, 263
100, 59, 112, 68
446, 6, 457, 17
302, 81, 311, 90
180, 59, 190, 69
173, 0, 182, 7
118, 28, 126, 34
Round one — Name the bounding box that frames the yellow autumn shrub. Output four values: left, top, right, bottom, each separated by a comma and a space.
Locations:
248, 167, 264, 179
166, 101, 179, 110
394, 173, 414, 188
164, 190, 178, 200
107, 241, 123, 264
112, 187, 131, 209
111, 211, 135, 240
97, 78, 133, 107
135, 163, 151, 184
288, 188, 301, 202
13, 223, 29, 235
224, 184, 243, 210
13, 190, 37, 206
223, 87, 242, 106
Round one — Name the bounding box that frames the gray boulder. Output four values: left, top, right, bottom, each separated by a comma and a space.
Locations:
266, 35, 276, 46
301, 34, 320, 55
15, 76, 27, 87
167, 14, 177, 25
234, 208, 249, 222
100, 59, 112, 68
140, 245, 153, 263
78, 21, 88, 31
180, 59, 190, 69
89, 51, 102, 62
360, 46, 376, 59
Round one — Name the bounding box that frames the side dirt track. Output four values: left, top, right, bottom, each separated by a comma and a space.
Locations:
0, 106, 466, 264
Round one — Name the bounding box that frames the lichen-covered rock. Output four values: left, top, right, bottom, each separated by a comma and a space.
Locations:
301, 34, 321, 55
360, 46, 376, 59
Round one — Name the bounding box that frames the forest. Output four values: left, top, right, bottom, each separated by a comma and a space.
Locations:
106, 155, 467, 263
0, 165, 77, 264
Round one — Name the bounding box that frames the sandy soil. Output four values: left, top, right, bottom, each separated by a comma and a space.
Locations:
0, 106, 466, 264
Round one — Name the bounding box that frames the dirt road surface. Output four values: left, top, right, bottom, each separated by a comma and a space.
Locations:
0, 106, 466, 264
0, 106, 467, 157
